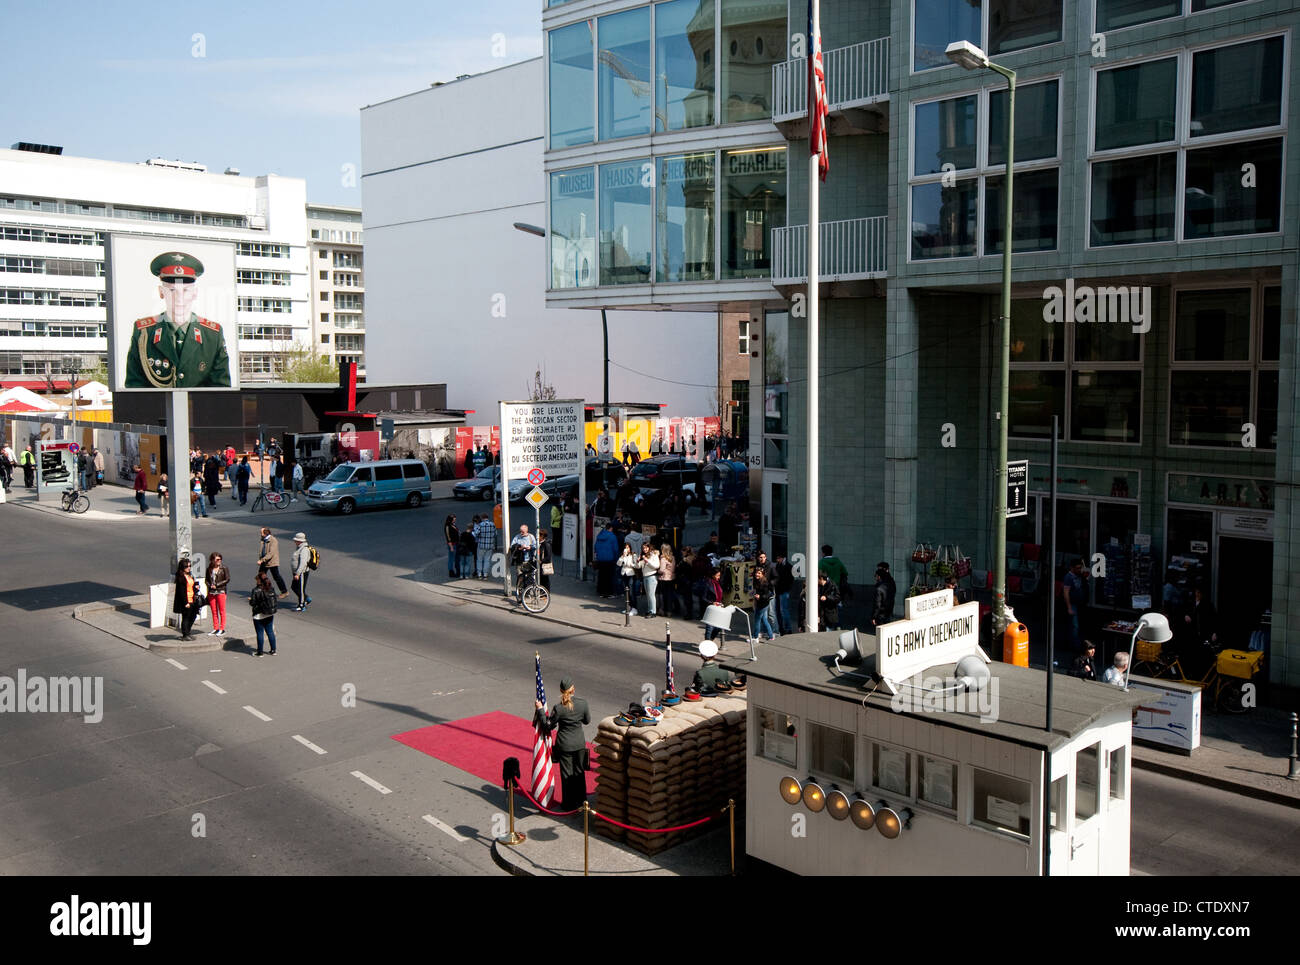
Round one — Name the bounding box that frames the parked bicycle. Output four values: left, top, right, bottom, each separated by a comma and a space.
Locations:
250, 489, 294, 513
1137, 639, 1258, 714
514, 559, 550, 614
61, 487, 89, 514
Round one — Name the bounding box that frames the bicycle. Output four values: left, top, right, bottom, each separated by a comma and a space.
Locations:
60, 487, 89, 514
1147, 641, 1254, 714
514, 559, 550, 614
250, 489, 293, 513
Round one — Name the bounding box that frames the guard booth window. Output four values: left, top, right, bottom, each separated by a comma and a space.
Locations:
1076, 743, 1100, 820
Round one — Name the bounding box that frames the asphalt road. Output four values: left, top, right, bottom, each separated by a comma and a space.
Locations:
1, 489, 1297, 876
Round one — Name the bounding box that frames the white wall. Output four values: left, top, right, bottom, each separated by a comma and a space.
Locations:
360, 60, 718, 417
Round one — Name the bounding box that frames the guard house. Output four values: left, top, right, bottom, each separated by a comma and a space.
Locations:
728, 592, 1143, 876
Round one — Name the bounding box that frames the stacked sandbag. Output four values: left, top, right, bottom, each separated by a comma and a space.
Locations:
592, 694, 746, 858
592, 716, 630, 842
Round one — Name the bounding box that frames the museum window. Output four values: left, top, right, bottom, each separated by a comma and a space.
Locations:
808, 722, 854, 784
910, 81, 1060, 260
655, 0, 714, 131
1076, 743, 1100, 820
972, 768, 1031, 838
918, 754, 958, 812
914, 0, 1062, 72
870, 742, 912, 798
720, 146, 786, 279
548, 20, 595, 148
1169, 285, 1277, 449
550, 167, 597, 290
756, 707, 798, 767
1096, 0, 1254, 34
599, 159, 653, 285
1009, 294, 1142, 444
599, 7, 652, 140
1089, 38, 1285, 248
656, 152, 715, 282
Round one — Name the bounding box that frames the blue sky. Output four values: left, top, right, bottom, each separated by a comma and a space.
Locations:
1, 0, 543, 205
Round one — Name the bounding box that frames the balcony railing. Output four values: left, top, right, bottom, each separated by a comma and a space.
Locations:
772, 37, 890, 123
771, 216, 887, 284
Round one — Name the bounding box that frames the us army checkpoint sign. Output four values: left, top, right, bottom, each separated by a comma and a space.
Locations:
876, 600, 983, 695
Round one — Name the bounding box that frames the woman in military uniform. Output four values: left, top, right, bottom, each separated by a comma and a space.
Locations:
535, 677, 590, 812
123, 251, 231, 389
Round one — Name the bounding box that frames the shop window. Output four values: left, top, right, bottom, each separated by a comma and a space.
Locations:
1108, 746, 1127, 802
809, 722, 854, 783
549, 167, 596, 290
1008, 370, 1065, 440
656, 153, 715, 282
720, 147, 786, 279
919, 755, 958, 811
655, 0, 714, 131
872, 742, 912, 797
1075, 319, 1142, 363
1070, 371, 1140, 444
548, 21, 595, 147
1011, 299, 1064, 363
972, 768, 1031, 838
598, 8, 652, 140
756, 708, 798, 767
1076, 743, 1100, 820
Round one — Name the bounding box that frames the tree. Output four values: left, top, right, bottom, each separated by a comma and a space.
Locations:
526, 364, 557, 402
76, 358, 109, 385
280, 347, 338, 384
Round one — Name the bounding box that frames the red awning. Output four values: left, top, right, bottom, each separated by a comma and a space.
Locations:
0, 379, 79, 392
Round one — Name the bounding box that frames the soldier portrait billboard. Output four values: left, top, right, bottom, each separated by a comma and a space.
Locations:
107, 235, 238, 392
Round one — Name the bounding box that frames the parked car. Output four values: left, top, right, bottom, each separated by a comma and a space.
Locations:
452, 466, 501, 501
626, 455, 702, 499
495, 476, 532, 504
306, 459, 431, 515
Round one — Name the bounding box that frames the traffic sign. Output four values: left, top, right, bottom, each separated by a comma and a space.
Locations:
1007, 460, 1028, 518
68, 443, 80, 453
525, 486, 549, 510
527, 467, 546, 486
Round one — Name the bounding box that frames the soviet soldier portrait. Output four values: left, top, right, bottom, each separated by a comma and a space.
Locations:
123, 251, 231, 389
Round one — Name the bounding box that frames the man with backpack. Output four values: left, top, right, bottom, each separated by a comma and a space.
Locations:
290, 532, 317, 611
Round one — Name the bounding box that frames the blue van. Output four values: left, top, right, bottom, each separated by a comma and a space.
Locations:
305, 459, 432, 515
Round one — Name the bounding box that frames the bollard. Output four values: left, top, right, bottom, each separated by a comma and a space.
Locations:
1289, 713, 1299, 781
624, 586, 631, 627
582, 801, 591, 876
728, 799, 736, 876
497, 780, 526, 845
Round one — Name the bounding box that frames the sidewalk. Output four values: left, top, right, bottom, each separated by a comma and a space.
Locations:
423, 568, 1300, 810
4, 482, 311, 522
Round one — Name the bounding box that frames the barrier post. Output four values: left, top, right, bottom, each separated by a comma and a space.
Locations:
1289, 713, 1298, 780
497, 780, 526, 845
583, 801, 591, 876
728, 799, 736, 876
624, 585, 631, 626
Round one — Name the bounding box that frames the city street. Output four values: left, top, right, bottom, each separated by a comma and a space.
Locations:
1, 487, 1297, 876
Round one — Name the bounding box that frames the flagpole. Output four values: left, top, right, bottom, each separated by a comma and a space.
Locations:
805, 0, 821, 632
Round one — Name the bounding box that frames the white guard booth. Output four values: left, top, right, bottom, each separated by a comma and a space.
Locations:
729, 590, 1143, 876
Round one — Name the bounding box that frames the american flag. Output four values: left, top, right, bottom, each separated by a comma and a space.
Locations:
666, 635, 675, 695
808, 0, 830, 181
531, 653, 557, 806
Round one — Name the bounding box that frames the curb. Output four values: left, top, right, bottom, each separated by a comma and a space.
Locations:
1131, 755, 1300, 811
490, 840, 533, 877
73, 600, 225, 654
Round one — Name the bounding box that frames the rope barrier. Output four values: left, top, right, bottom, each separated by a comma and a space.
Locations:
511, 779, 724, 834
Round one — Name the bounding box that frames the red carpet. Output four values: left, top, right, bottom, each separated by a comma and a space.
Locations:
392, 710, 597, 794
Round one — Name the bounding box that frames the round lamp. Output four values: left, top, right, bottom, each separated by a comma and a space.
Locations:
779, 775, 802, 805
802, 781, 826, 813
826, 788, 850, 820
877, 804, 913, 839
850, 797, 876, 830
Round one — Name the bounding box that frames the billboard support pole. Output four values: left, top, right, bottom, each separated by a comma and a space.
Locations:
500, 401, 512, 599
167, 390, 193, 576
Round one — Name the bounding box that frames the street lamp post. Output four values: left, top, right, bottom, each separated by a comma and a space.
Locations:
946, 41, 1016, 635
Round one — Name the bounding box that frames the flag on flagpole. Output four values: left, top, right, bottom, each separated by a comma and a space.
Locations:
531, 653, 557, 806
666, 636, 675, 695
808, 0, 830, 181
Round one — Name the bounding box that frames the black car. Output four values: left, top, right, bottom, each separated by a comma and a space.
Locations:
452, 466, 501, 500
625, 455, 701, 494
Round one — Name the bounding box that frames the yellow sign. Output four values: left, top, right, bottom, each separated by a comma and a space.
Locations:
525, 486, 549, 509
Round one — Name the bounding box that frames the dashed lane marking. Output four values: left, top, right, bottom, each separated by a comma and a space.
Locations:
165, 658, 187, 670
243, 705, 272, 722
292, 734, 327, 755
422, 814, 470, 843
351, 770, 392, 795
202, 680, 227, 695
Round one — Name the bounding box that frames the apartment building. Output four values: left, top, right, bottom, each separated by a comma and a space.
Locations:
306, 203, 366, 377
540, 0, 1299, 689
0, 145, 310, 383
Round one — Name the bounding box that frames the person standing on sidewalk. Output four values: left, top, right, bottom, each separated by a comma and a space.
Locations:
640, 543, 661, 618
206, 552, 230, 636
190, 473, 208, 517
774, 552, 794, 635
443, 514, 460, 579
290, 533, 313, 611
459, 516, 478, 580
657, 543, 678, 617
0, 446, 11, 492
236, 455, 251, 505
21, 445, 35, 488
537, 529, 553, 591
173, 558, 202, 641
133, 465, 149, 514
474, 513, 496, 578
594, 522, 618, 598
291, 460, 305, 499
249, 571, 278, 656
157, 473, 170, 517
753, 568, 777, 640
257, 527, 289, 597
91, 447, 104, 488
203, 452, 222, 507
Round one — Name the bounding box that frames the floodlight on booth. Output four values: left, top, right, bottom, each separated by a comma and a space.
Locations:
779, 775, 802, 805
1125, 613, 1174, 690
876, 803, 913, 839
802, 780, 826, 813
850, 796, 876, 830
826, 787, 851, 821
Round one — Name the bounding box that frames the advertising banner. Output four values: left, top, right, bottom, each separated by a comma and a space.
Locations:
1128, 675, 1202, 751
37, 440, 76, 497
107, 234, 239, 392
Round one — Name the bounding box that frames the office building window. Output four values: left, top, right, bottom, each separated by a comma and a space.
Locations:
989, 0, 1061, 55
912, 82, 1060, 259
321, 334, 330, 344
1185, 138, 1282, 240
549, 20, 595, 147
720, 0, 784, 122
1170, 287, 1276, 449
1097, 0, 1250, 32
1191, 37, 1283, 137
550, 167, 597, 289
1090, 153, 1178, 246
656, 152, 715, 281
599, 160, 653, 285
808, 723, 854, 783
738, 319, 750, 355
720, 146, 786, 278
915, 1, 1061, 71
914, 0, 982, 71
655, 0, 714, 131
319, 270, 328, 280
598, 7, 652, 140
320, 313, 329, 324
1095, 58, 1177, 151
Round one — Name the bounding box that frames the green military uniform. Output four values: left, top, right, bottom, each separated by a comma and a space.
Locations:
538, 680, 590, 811
123, 252, 231, 389
693, 660, 734, 693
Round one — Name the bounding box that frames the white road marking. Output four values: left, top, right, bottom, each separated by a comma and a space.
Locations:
422, 814, 470, 843
202, 680, 227, 695
165, 658, 188, 670
292, 734, 327, 755
351, 770, 392, 795
243, 705, 272, 722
